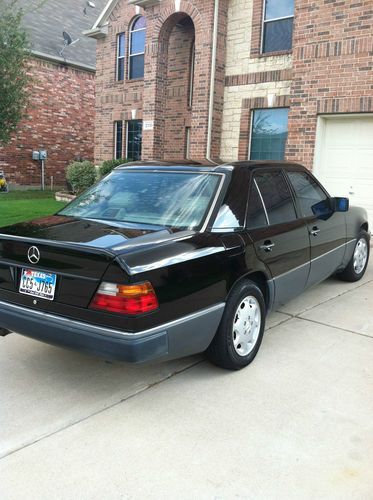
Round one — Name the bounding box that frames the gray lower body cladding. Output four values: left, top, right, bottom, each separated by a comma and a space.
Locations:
0, 301, 225, 363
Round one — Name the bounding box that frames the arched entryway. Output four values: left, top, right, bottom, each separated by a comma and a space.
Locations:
162, 15, 195, 159
141, 2, 223, 163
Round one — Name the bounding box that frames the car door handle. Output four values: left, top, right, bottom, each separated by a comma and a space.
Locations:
259, 241, 275, 252
310, 227, 320, 237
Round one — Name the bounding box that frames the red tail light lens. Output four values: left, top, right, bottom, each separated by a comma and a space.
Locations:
90, 281, 159, 315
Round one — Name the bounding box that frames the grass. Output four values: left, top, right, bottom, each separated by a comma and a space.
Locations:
0, 190, 66, 228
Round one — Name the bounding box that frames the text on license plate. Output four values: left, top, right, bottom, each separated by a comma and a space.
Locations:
19, 269, 57, 301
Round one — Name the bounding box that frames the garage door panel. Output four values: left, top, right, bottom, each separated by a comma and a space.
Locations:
314, 115, 373, 223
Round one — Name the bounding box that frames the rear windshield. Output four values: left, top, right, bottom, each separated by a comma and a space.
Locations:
59, 170, 222, 230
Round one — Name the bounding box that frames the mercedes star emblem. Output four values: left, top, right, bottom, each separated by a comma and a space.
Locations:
27, 246, 40, 265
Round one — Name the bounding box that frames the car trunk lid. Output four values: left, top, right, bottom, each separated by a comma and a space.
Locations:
0, 215, 167, 309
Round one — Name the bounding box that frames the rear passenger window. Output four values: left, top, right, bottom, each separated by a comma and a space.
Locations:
287, 171, 327, 217
254, 170, 297, 225
246, 181, 268, 229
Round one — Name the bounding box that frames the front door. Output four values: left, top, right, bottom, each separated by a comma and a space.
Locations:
286, 169, 347, 288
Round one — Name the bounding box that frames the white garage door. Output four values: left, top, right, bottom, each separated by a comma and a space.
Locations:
314, 115, 373, 223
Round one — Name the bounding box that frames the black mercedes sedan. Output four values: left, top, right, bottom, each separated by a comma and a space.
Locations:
0, 161, 370, 370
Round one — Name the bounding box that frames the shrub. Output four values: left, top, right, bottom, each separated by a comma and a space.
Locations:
99, 158, 128, 178
66, 161, 96, 194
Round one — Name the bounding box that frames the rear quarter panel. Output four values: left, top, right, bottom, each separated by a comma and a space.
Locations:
113, 232, 266, 332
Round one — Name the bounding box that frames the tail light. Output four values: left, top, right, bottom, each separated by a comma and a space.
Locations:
90, 281, 159, 316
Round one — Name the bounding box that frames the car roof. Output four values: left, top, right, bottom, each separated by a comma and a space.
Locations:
115, 160, 307, 174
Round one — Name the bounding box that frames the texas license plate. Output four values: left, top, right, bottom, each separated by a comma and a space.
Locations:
19, 269, 57, 301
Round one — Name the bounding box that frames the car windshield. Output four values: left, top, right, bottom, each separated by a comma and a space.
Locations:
59, 170, 222, 230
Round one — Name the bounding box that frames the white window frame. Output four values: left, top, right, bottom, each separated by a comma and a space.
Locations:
116, 33, 125, 81
126, 119, 143, 160
247, 112, 255, 160
260, 0, 294, 54
128, 16, 146, 80
114, 121, 124, 159
248, 107, 290, 161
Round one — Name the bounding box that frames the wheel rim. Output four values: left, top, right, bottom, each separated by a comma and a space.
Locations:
353, 238, 368, 274
232, 296, 261, 357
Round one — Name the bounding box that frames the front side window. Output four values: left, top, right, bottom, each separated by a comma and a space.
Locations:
116, 33, 125, 80
126, 120, 143, 161
114, 121, 123, 160
287, 171, 327, 218
250, 108, 289, 161
262, 0, 294, 53
129, 16, 146, 79
59, 171, 222, 230
254, 170, 296, 225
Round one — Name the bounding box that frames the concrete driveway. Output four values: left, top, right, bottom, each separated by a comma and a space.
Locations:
1, 263, 373, 499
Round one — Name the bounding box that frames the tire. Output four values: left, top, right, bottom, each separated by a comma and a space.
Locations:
337, 230, 370, 282
206, 280, 266, 370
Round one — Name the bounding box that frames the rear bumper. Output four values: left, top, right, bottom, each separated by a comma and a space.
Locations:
0, 300, 225, 363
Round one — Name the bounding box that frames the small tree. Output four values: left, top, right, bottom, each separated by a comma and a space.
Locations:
66, 161, 96, 194
0, 1, 31, 145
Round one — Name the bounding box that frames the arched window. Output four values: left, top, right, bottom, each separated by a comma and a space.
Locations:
129, 16, 146, 79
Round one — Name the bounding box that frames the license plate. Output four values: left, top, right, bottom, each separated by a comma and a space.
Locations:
19, 269, 57, 301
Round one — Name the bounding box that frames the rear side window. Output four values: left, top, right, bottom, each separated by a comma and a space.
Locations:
246, 181, 268, 229
254, 170, 296, 225
287, 171, 327, 217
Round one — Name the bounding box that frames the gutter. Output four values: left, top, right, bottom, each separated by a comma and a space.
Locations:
31, 50, 96, 73
206, 0, 219, 163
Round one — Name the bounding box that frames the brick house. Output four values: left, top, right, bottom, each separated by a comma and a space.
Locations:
0, 0, 106, 188
87, 0, 373, 220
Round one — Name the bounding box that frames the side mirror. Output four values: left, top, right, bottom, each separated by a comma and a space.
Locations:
331, 197, 349, 212
312, 197, 349, 220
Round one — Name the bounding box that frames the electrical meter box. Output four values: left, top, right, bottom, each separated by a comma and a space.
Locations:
32, 150, 48, 160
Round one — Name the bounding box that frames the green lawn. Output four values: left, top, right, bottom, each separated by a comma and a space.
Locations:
0, 191, 66, 228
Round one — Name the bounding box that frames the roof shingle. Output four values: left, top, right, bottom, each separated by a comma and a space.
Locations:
18, 0, 107, 69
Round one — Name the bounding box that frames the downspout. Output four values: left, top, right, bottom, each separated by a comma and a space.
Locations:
206, 0, 219, 163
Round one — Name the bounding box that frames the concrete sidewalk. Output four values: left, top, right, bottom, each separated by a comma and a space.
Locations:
1, 264, 373, 499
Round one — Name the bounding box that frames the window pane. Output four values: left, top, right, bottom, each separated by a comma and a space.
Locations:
132, 16, 146, 30
118, 33, 125, 57
265, 0, 294, 20
129, 54, 144, 79
255, 171, 296, 225
130, 30, 145, 54
246, 182, 268, 229
115, 121, 123, 160
287, 171, 327, 217
250, 109, 289, 161
127, 120, 142, 161
263, 18, 293, 53
117, 58, 125, 81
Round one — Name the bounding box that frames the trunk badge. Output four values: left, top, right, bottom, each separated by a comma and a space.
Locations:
28, 246, 40, 264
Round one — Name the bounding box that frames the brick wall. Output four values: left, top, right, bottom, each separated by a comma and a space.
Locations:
94, 0, 143, 164
95, 0, 228, 163
287, 0, 373, 169
0, 58, 95, 187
